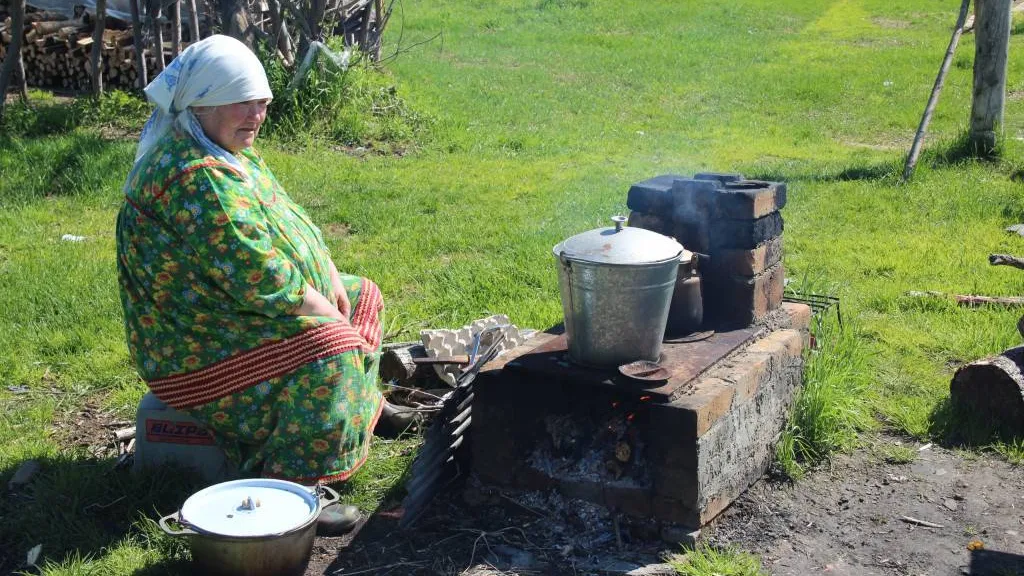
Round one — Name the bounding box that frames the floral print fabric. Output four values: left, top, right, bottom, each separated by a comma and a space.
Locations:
116, 129, 383, 482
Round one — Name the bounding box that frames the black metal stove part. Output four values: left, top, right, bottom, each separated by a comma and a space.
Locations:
398, 331, 506, 529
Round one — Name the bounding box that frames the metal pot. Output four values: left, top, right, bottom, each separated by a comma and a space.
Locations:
159, 478, 339, 576
553, 215, 688, 368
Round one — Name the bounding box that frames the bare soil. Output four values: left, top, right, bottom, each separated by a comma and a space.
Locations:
306, 434, 1024, 576
709, 436, 1024, 576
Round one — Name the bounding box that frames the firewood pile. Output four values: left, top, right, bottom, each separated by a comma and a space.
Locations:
0, 7, 160, 91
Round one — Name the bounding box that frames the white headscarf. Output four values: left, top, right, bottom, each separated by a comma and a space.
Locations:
127, 35, 273, 187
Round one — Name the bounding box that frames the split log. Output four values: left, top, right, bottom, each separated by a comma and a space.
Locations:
380, 343, 435, 385
951, 346, 1024, 438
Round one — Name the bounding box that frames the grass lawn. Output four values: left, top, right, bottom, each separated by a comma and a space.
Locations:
3, 0, 1024, 573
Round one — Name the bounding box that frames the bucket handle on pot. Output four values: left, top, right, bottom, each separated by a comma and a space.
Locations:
158, 511, 198, 536
316, 484, 340, 507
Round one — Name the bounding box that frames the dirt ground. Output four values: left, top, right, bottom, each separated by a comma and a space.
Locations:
308, 434, 1024, 576
709, 436, 1024, 576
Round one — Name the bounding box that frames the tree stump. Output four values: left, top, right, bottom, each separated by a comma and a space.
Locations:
951, 346, 1024, 438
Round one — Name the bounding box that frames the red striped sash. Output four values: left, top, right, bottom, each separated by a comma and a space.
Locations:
148, 278, 385, 410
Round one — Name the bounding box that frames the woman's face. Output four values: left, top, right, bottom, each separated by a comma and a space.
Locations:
194, 99, 270, 152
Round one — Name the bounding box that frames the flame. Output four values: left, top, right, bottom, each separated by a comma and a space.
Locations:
640, 395, 652, 402
626, 413, 635, 423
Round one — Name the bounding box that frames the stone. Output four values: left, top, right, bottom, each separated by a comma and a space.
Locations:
715, 180, 787, 220
627, 174, 686, 213
710, 236, 783, 277
710, 212, 784, 250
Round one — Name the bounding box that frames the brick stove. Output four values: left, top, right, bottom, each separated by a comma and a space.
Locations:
470, 173, 809, 531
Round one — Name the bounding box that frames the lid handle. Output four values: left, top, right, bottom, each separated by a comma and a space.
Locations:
611, 215, 627, 232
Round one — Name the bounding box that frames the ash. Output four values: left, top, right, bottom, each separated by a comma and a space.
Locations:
526, 412, 652, 488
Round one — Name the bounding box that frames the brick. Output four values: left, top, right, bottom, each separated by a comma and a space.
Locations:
672, 377, 736, 437
780, 302, 812, 333
669, 179, 717, 253
748, 328, 803, 358
651, 495, 700, 525
715, 181, 787, 220
627, 174, 685, 213
693, 172, 743, 185
628, 210, 671, 236
721, 352, 771, 403
705, 262, 785, 328
710, 212, 783, 250
709, 236, 783, 277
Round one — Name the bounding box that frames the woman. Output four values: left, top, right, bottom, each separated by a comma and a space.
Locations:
116, 35, 408, 533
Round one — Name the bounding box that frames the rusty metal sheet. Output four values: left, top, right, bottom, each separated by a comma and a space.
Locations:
504, 326, 757, 401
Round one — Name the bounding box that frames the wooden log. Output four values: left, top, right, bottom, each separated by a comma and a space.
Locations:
31, 19, 87, 35
380, 343, 436, 385
970, 0, 1012, 152
951, 346, 1024, 438
0, 0, 25, 120
990, 253, 1024, 270
128, 0, 146, 87
906, 290, 1024, 307
90, 0, 104, 97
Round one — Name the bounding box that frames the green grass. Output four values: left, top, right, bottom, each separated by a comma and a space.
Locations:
4, 0, 1024, 571
668, 544, 768, 576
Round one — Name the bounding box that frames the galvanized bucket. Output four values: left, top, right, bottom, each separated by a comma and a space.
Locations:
553, 216, 687, 368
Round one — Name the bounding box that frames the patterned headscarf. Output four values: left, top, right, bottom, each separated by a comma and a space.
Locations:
127, 35, 273, 187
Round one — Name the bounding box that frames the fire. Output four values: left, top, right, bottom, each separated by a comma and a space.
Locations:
626, 413, 635, 423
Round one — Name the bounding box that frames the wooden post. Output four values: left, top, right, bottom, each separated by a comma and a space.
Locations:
171, 0, 181, 57
129, 0, 148, 88
14, 41, 28, 99
187, 0, 200, 42
970, 0, 1012, 152
0, 0, 26, 120
90, 0, 107, 96
150, 0, 165, 72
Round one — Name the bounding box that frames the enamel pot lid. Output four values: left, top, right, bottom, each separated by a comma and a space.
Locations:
179, 478, 319, 538
553, 215, 687, 266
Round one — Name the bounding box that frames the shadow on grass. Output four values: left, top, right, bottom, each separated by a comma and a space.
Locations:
749, 158, 900, 185
0, 130, 131, 202
928, 396, 1023, 453
0, 454, 204, 574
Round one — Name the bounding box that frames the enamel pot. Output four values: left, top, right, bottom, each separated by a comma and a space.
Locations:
159, 478, 339, 576
553, 215, 689, 368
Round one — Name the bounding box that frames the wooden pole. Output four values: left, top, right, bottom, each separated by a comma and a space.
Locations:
90, 0, 107, 96
14, 41, 28, 99
129, 0, 148, 88
0, 0, 26, 120
970, 0, 1012, 152
187, 0, 200, 42
150, 0, 165, 72
901, 0, 971, 183
171, 0, 182, 57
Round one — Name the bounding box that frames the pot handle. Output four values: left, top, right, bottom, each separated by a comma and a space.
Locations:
158, 511, 198, 536
317, 484, 341, 507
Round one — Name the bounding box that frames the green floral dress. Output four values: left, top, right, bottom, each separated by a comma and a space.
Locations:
116, 130, 384, 483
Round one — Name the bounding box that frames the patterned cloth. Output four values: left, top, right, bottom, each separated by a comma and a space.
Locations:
116, 130, 384, 483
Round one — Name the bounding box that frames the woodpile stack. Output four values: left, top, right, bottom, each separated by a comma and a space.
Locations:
0, 8, 174, 91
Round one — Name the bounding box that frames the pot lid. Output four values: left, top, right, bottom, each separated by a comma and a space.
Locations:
179, 478, 318, 537
554, 215, 686, 265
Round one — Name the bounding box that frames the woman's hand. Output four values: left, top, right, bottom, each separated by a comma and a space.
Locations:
294, 284, 347, 322
329, 261, 351, 318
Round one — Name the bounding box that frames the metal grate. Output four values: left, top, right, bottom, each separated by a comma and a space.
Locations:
398, 331, 506, 529
783, 291, 841, 338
